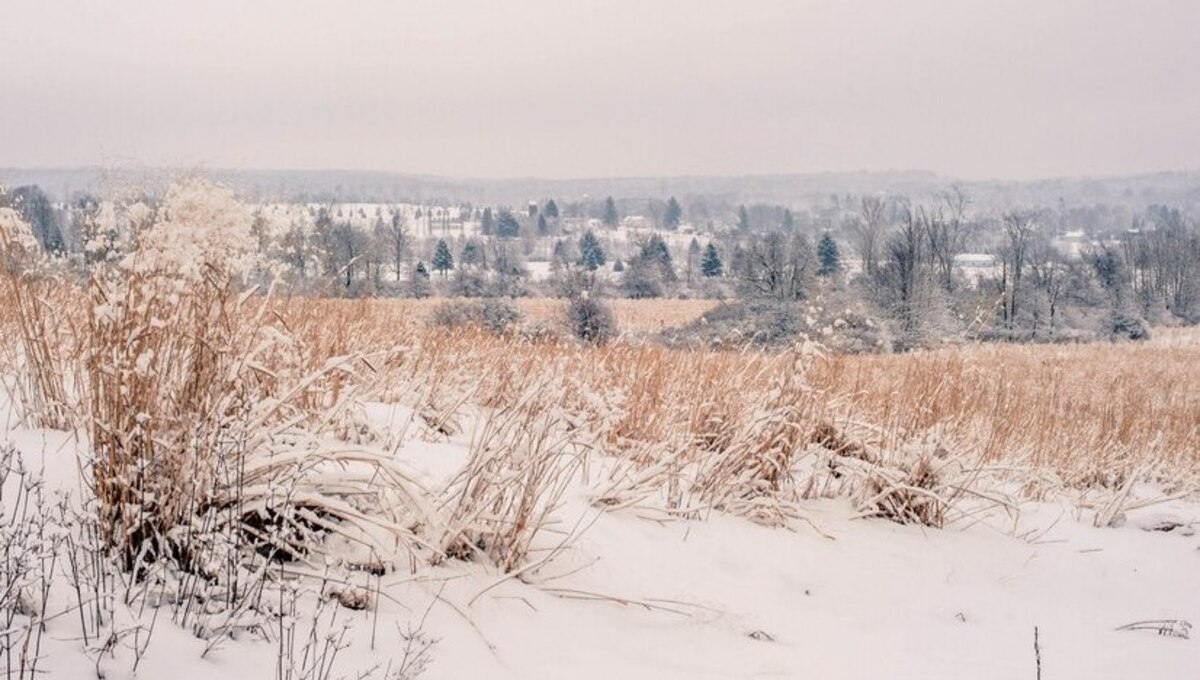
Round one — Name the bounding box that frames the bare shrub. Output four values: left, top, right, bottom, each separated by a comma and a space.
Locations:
564, 293, 617, 344
664, 298, 890, 352
428, 298, 522, 335
1110, 310, 1151, 341
663, 300, 803, 350
0, 445, 61, 679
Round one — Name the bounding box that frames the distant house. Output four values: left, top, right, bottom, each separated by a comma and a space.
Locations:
954, 253, 996, 268
954, 253, 999, 286
1053, 230, 1088, 257
560, 217, 602, 234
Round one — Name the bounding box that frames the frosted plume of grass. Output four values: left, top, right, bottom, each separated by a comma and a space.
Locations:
85, 179, 429, 575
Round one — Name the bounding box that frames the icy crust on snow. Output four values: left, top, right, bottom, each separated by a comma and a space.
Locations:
1, 396, 1197, 680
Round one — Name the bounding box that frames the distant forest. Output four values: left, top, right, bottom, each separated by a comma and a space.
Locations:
4, 166, 1200, 214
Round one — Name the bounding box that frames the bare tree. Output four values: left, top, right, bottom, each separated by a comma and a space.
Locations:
280, 220, 311, 280
880, 208, 932, 340
925, 187, 971, 292
1028, 233, 1068, 336
384, 208, 410, 282
998, 211, 1036, 334
849, 196, 888, 278
735, 232, 816, 301
318, 212, 370, 291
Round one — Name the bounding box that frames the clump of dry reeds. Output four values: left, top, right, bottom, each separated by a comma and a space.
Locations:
439, 374, 582, 572
73, 181, 431, 577
693, 352, 820, 525
0, 208, 71, 430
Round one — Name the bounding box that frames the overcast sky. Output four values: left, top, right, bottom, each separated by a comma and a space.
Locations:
2, 0, 1198, 180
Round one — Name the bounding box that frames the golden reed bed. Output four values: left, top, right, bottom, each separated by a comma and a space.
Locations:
4, 288, 1198, 499
269, 297, 1200, 489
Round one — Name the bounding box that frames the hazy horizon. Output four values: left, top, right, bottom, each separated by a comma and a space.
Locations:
4, 0, 1199, 181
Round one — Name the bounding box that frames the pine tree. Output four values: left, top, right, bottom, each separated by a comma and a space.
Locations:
544, 199, 559, 219
737, 205, 750, 232
433, 239, 454, 277
612, 259, 625, 273
409, 260, 431, 298
664, 196, 683, 230
817, 232, 840, 276
781, 209, 795, 232
602, 196, 619, 228
537, 214, 549, 237
687, 237, 702, 284
480, 208, 495, 236
701, 243, 723, 277
551, 239, 571, 271
641, 233, 676, 281
579, 230, 606, 271
496, 210, 521, 238
460, 240, 483, 268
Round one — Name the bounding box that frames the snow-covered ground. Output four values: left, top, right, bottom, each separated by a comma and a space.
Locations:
3, 396, 1197, 680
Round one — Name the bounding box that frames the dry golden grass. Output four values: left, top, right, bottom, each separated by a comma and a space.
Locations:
270, 298, 1200, 508
809, 340, 1200, 482
4, 288, 1197, 497
2, 273, 1197, 539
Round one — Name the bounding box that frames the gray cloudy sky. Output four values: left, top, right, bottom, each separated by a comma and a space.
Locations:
2, 0, 1198, 180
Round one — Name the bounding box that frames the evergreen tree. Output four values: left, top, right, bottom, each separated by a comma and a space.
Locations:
621, 256, 664, 298
496, 210, 521, 238
781, 209, 795, 232
701, 243, 724, 277
537, 214, 550, 237
544, 199, 559, 219
687, 237, 702, 284
641, 233, 676, 281
578, 230, 606, 271
612, 259, 625, 273
602, 196, 620, 228
432, 238, 454, 277
460, 240, 483, 268
737, 205, 750, 232
409, 260, 432, 298
664, 196, 683, 230
10, 185, 63, 252
551, 239, 571, 271
817, 232, 840, 276
480, 208, 494, 236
